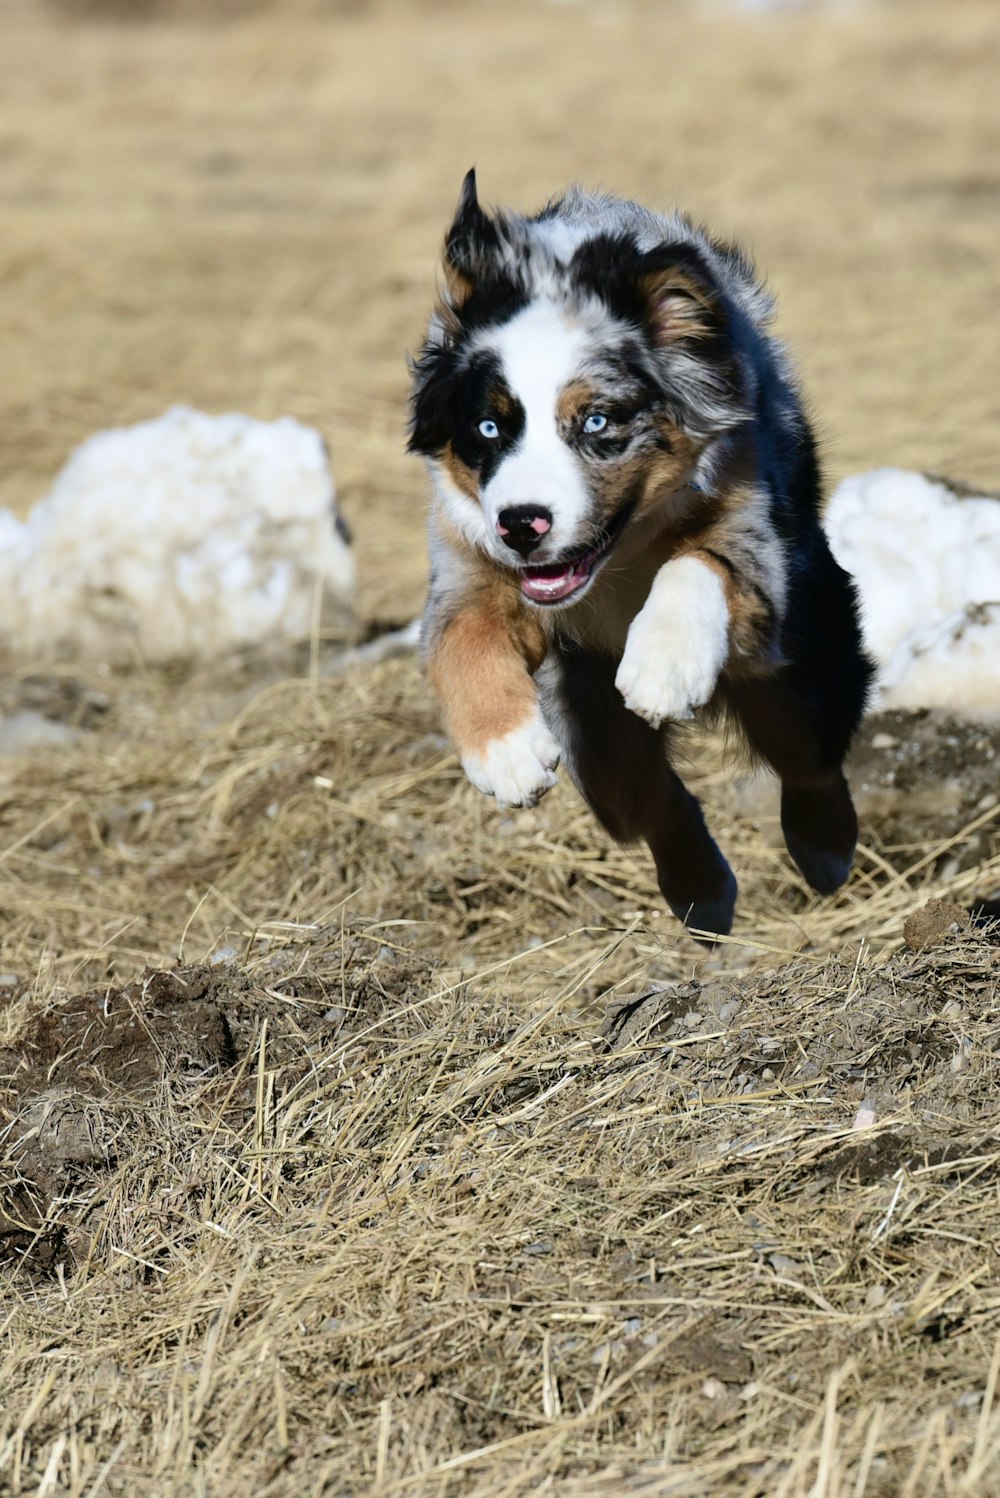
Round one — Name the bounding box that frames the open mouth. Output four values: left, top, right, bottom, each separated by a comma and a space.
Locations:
519, 502, 634, 606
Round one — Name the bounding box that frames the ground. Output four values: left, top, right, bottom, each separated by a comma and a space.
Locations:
1, 1, 1000, 1494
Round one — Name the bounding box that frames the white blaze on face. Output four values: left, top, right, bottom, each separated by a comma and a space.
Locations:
479, 300, 592, 554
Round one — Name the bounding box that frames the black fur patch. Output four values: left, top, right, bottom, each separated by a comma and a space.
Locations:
452, 276, 530, 339
451, 353, 526, 483
408, 348, 526, 480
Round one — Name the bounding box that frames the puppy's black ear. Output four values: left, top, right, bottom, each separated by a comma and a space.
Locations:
407, 344, 459, 457
443, 168, 502, 307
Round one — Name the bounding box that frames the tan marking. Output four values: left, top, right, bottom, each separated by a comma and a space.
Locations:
691, 550, 769, 660
589, 430, 697, 538
675, 478, 786, 671
492, 385, 519, 422
426, 577, 547, 759
638, 436, 699, 516
442, 442, 479, 502
442, 258, 474, 311
640, 267, 719, 345
555, 379, 600, 431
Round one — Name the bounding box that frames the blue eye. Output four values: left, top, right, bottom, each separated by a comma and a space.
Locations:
583, 413, 608, 435
478, 419, 500, 440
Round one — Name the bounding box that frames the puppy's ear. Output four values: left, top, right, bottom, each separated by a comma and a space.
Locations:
407, 344, 459, 457
635, 244, 726, 346
442, 168, 502, 307
625, 241, 745, 437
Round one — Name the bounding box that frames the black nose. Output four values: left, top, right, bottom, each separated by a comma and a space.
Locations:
496, 506, 553, 560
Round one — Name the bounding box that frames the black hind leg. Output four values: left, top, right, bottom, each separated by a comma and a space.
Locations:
779, 777, 859, 895
722, 531, 873, 894
652, 785, 739, 936
724, 677, 863, 894
543, 642, 737, 937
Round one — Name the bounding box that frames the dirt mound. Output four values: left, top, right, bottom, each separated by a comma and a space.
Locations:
1, 931, 433, 1271
2, 916, 999, 1491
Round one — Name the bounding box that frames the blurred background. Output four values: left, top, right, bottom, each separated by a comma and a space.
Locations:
2, 0, 998, 623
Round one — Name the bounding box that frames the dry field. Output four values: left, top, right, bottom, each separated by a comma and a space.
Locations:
2, 0, 1000, 1493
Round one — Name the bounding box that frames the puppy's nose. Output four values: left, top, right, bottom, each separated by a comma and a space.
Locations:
496, 506, 552, 560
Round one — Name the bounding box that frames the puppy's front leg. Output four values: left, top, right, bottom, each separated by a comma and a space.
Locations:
427, 594, 560, 809
615, 554, 731, 728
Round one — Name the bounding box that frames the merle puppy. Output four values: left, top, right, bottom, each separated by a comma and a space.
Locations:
409, 171, 872, 936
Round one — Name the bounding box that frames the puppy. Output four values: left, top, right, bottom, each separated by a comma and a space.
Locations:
408, 171, 872, 937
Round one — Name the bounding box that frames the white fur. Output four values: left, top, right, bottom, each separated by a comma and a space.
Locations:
615, 555, 729, 725
527, 217, 592, 274
431, 464, 492, 553
461, 707, 561, 808
478, 301, 592, 556
0, 407, 355, 663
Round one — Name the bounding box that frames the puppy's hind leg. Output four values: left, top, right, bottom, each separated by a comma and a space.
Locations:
543, 641, 737, 938
723, 538, 874, 894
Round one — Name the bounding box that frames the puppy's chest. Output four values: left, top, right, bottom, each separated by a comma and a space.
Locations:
554, 549, 664, 660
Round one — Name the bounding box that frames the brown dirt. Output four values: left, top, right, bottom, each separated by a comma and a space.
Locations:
850, 712, 1000, 860
901, 899, 971, 952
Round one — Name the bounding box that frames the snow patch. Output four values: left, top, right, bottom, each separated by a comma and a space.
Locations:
825, 468, 1000, 719
0, 408, 355, 663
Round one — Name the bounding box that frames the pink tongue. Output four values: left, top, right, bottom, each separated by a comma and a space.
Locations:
520, 560, 590, 603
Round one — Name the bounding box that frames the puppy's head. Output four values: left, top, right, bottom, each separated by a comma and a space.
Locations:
409, 171, 750, 608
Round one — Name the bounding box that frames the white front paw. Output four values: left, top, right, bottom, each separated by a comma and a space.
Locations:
615, 557, 729, 728
461, 710, 560, 809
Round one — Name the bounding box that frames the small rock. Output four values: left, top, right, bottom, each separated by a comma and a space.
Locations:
768, 1253, 803, 1278
0, 711, 78, 754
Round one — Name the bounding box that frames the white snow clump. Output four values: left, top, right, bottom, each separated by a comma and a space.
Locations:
825, 468, 1000, 719
0, 407, 355, 663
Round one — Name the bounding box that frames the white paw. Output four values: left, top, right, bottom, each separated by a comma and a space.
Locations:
461, 710, 560, 809
615, 556, 729, 728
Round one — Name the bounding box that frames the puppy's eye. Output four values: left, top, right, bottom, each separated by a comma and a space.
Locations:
478, 419, 500, 440
582, 413, 608, 435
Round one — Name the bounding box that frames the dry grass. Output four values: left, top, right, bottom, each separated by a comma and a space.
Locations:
1, 654, 999, 1495
2, 900, 1000, 1495
2, 0, 1000, 1492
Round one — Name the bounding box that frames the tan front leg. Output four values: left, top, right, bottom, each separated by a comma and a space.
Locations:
427, 588, 560, 808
